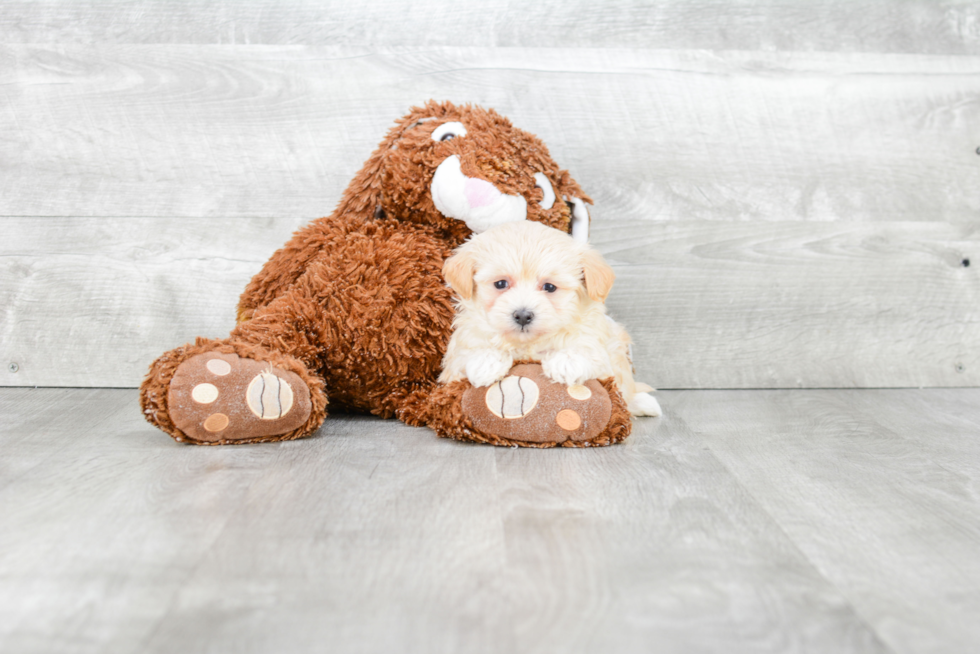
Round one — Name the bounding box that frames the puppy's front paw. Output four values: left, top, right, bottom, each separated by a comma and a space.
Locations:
542, 350, 596, 386
465, 350, 514, 388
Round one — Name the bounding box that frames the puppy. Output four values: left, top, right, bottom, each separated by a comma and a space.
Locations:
439, 220, 661, 417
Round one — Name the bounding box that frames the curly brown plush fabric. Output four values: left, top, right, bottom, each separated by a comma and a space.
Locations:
140, 100, 632, 446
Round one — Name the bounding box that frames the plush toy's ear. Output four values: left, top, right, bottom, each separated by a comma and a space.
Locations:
443, 250, 477, 300
581, 248, 615, 303
333, 104, 438, 219
335, 148, 385, 219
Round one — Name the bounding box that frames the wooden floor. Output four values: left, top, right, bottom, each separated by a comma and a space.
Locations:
2, 388, 979, 653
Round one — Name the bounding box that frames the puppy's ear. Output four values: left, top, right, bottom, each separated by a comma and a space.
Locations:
443, 251, 476, 300
581, 248, 615, 303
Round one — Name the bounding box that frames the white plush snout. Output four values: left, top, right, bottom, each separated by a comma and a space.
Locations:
430, 155, 527, 233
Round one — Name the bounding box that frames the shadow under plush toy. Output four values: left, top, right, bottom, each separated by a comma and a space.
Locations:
140, 100, 634, 447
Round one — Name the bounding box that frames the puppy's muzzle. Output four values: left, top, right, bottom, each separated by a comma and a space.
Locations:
512, 308, 534, 327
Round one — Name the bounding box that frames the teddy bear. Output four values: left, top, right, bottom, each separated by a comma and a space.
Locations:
140, 101, 633, 448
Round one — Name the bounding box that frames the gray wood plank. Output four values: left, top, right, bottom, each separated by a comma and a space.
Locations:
0, 387, 905, 653
139, 416, 888, 654
3, 217, 976, 389
0, 388, 114, 489
599, 220, 980, 389
0, 387, 86, 438
0, 389, 304, 653
1, 46, 977, 222
676, 389, 980, 654
846, 388, 980, 481
139, 417, 510, 654
488, 430, 889, 653
0, 216, 299, 388
1, 1, 977, 54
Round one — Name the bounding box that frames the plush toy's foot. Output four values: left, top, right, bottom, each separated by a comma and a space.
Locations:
425, 363, 632, 448
167, 353, 313, 443
140, 338, 328, 445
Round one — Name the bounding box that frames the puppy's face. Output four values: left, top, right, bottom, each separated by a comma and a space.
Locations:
443, 222, 615, 345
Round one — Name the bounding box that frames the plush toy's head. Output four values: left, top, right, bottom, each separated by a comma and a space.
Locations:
338, 101, 594, 245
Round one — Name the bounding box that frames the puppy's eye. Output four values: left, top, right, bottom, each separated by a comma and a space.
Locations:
432, 122, 467, 142
542, 283, 557, 293
533, 173, 556, 210
494, 280, 509, 290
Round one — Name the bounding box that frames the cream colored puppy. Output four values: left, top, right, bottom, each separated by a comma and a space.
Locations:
439, 220, 661, 417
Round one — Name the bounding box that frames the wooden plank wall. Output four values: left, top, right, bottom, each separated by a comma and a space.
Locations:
1, 2, 978, 389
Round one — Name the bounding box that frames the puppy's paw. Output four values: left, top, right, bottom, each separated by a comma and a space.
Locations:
628, 392, 662, 417
465, 350, 514, 388
542, 350, 596, 386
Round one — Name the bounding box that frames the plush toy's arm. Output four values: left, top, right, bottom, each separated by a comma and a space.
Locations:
237, 234, 321, 322
236, 206, 376, 322
238, 147, 387, 323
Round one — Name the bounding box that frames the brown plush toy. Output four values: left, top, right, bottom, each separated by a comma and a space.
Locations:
140, 101, 632, 447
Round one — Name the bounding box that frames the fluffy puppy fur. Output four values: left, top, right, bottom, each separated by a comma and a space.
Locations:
440, 221, 661, 417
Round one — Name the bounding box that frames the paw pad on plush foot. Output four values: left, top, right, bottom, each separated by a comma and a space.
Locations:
461, 363, 612, 444
168, 353, 311, 443
484, 375, 540, 418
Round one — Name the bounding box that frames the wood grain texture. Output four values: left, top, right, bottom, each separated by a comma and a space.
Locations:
676, 388, 980, 653
489, 434, 888, 653
598, 220, 980, 389
0, 388, 113, 490
2, 217, 976, 389
848, 388, 980, 481
6, 387, 948, 653
1, 0, 978, 54
1, 46, 978, 222
0, 389, 295, 653
0, 216, 300, 388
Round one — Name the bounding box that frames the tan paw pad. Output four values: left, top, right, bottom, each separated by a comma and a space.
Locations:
485, 375, 539, 419
206, 358, 232, 376
192, 383, 219, 404
203, 413, 229, 432
556, 409, 582, 431
566, 384, 592, 400
246, 372, 295, 419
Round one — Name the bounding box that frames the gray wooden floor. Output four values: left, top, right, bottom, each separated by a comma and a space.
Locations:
2, 388, 979, 653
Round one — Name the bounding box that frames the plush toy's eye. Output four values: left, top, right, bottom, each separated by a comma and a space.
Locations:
533, 173, 556, 210
542, 283, 557, 293
432, 122, 467, 142
494, 280, 509, 290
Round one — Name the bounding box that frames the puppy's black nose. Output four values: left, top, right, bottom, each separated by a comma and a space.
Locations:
513, 308, 534, 326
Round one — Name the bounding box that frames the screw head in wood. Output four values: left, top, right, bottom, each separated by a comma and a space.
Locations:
8, 363, 18, 373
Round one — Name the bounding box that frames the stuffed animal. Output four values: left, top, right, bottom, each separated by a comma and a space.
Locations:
140, 101, 633, 447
